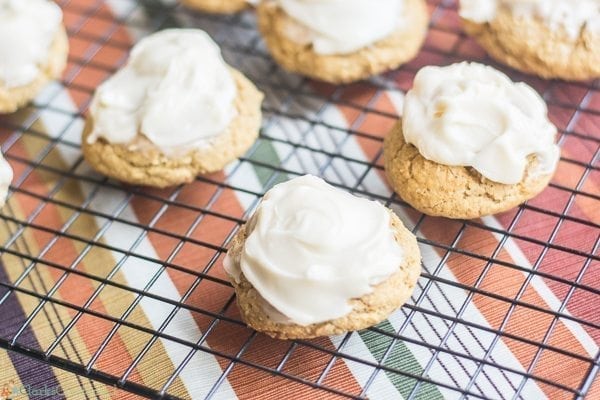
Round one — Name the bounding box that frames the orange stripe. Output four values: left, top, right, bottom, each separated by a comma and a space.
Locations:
587, 373, 600, 400
496, 155, 600, 344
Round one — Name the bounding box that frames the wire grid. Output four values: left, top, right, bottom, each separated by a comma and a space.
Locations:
0, 0, 598, 398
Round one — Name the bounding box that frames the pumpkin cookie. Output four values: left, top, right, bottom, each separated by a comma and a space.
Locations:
224, 175, 421, 340
460, 0, 600, 80
384, 62, 560, 219
82, 29, 263, 188
257, 0, 429, 83
0, 0, 68, 113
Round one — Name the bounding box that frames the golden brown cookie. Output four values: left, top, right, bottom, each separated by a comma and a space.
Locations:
82, 69, 263, 188
256, 0, 429, 84
180, 0, 250, 14
226, 211, 421, 340
462, 8, 600, 81
383, 120, 556, 220
0, 26, 68, 114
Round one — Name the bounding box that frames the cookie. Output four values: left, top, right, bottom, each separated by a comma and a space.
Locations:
0, 26, 68, 114
225, 175, 421, 340
227, 212, 421, 340
82, 69, 263, 188
461, 3, 600, 81
180, 0, 250, 14
384, 62, 560, 219
256, 0, 429, 84
383, 121, 555, 219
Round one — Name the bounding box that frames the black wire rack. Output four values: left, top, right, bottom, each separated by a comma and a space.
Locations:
0, 0, 598, 399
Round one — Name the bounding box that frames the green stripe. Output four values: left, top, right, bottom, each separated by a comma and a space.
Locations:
140, 0, 180, 28
246, 139, 289, 189
360, 321, 444, 399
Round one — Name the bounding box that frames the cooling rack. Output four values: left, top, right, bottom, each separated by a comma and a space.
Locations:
0, 0, 598, 399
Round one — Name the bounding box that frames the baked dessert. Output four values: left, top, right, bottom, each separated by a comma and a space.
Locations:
82, 29, 263, 188
257, 0, 429, 83
224, 175, 422, 340
460, 0, 600, 81
384, 62, 561, 219
0, 0, 68, 113
180, 0, 256, 14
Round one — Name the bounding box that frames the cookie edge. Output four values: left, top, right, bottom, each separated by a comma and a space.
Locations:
180, 0, 249, 14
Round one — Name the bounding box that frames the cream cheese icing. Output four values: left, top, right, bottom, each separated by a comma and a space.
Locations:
403, 62, 560, 185
0, 0, 63, 88
225, 175, 404, 326
277, 0, 405, 55
460, 0, 600, 38
88, 29, 237, 155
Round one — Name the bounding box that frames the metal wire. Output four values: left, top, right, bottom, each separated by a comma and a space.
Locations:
0, 0, 598, 399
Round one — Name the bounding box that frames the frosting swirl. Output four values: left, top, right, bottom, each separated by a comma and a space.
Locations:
225, 175, 404, 326
88, 29, 237, 155
403, 62, 560, 185
0, 0, 63, 88
277, 0, 404, 55
460, 0, 600, 38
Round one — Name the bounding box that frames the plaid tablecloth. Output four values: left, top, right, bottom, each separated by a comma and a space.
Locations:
0, 0, 598, 399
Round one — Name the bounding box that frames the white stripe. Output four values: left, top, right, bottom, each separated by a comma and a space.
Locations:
330, 333, 404, 400
386, 90, 405, 116
482, 216, 599, 358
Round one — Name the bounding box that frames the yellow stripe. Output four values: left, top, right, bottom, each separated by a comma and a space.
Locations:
0, 350, 28, 400
5, 124, 187, 396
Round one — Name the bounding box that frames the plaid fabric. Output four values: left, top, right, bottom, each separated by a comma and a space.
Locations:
0, 0, 598, 399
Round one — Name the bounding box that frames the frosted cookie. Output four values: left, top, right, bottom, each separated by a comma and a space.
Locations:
82, 29, 263, 188
0, 0, 68, 114
0, 152, 13, 207
224, 175, 421, 340
180, 0, 256, 14
257, 0, 429, 84
460, 0, 600, 81
384, 62, 560, 219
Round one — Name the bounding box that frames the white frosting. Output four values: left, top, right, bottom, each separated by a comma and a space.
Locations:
88, 29, 237, 154
277, 0, 404, 55
460, 0, 600, 38
225, 175, 404, 326
403, 62, 560, 185
0, 0, 63, 88
0, 152, 13, 207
